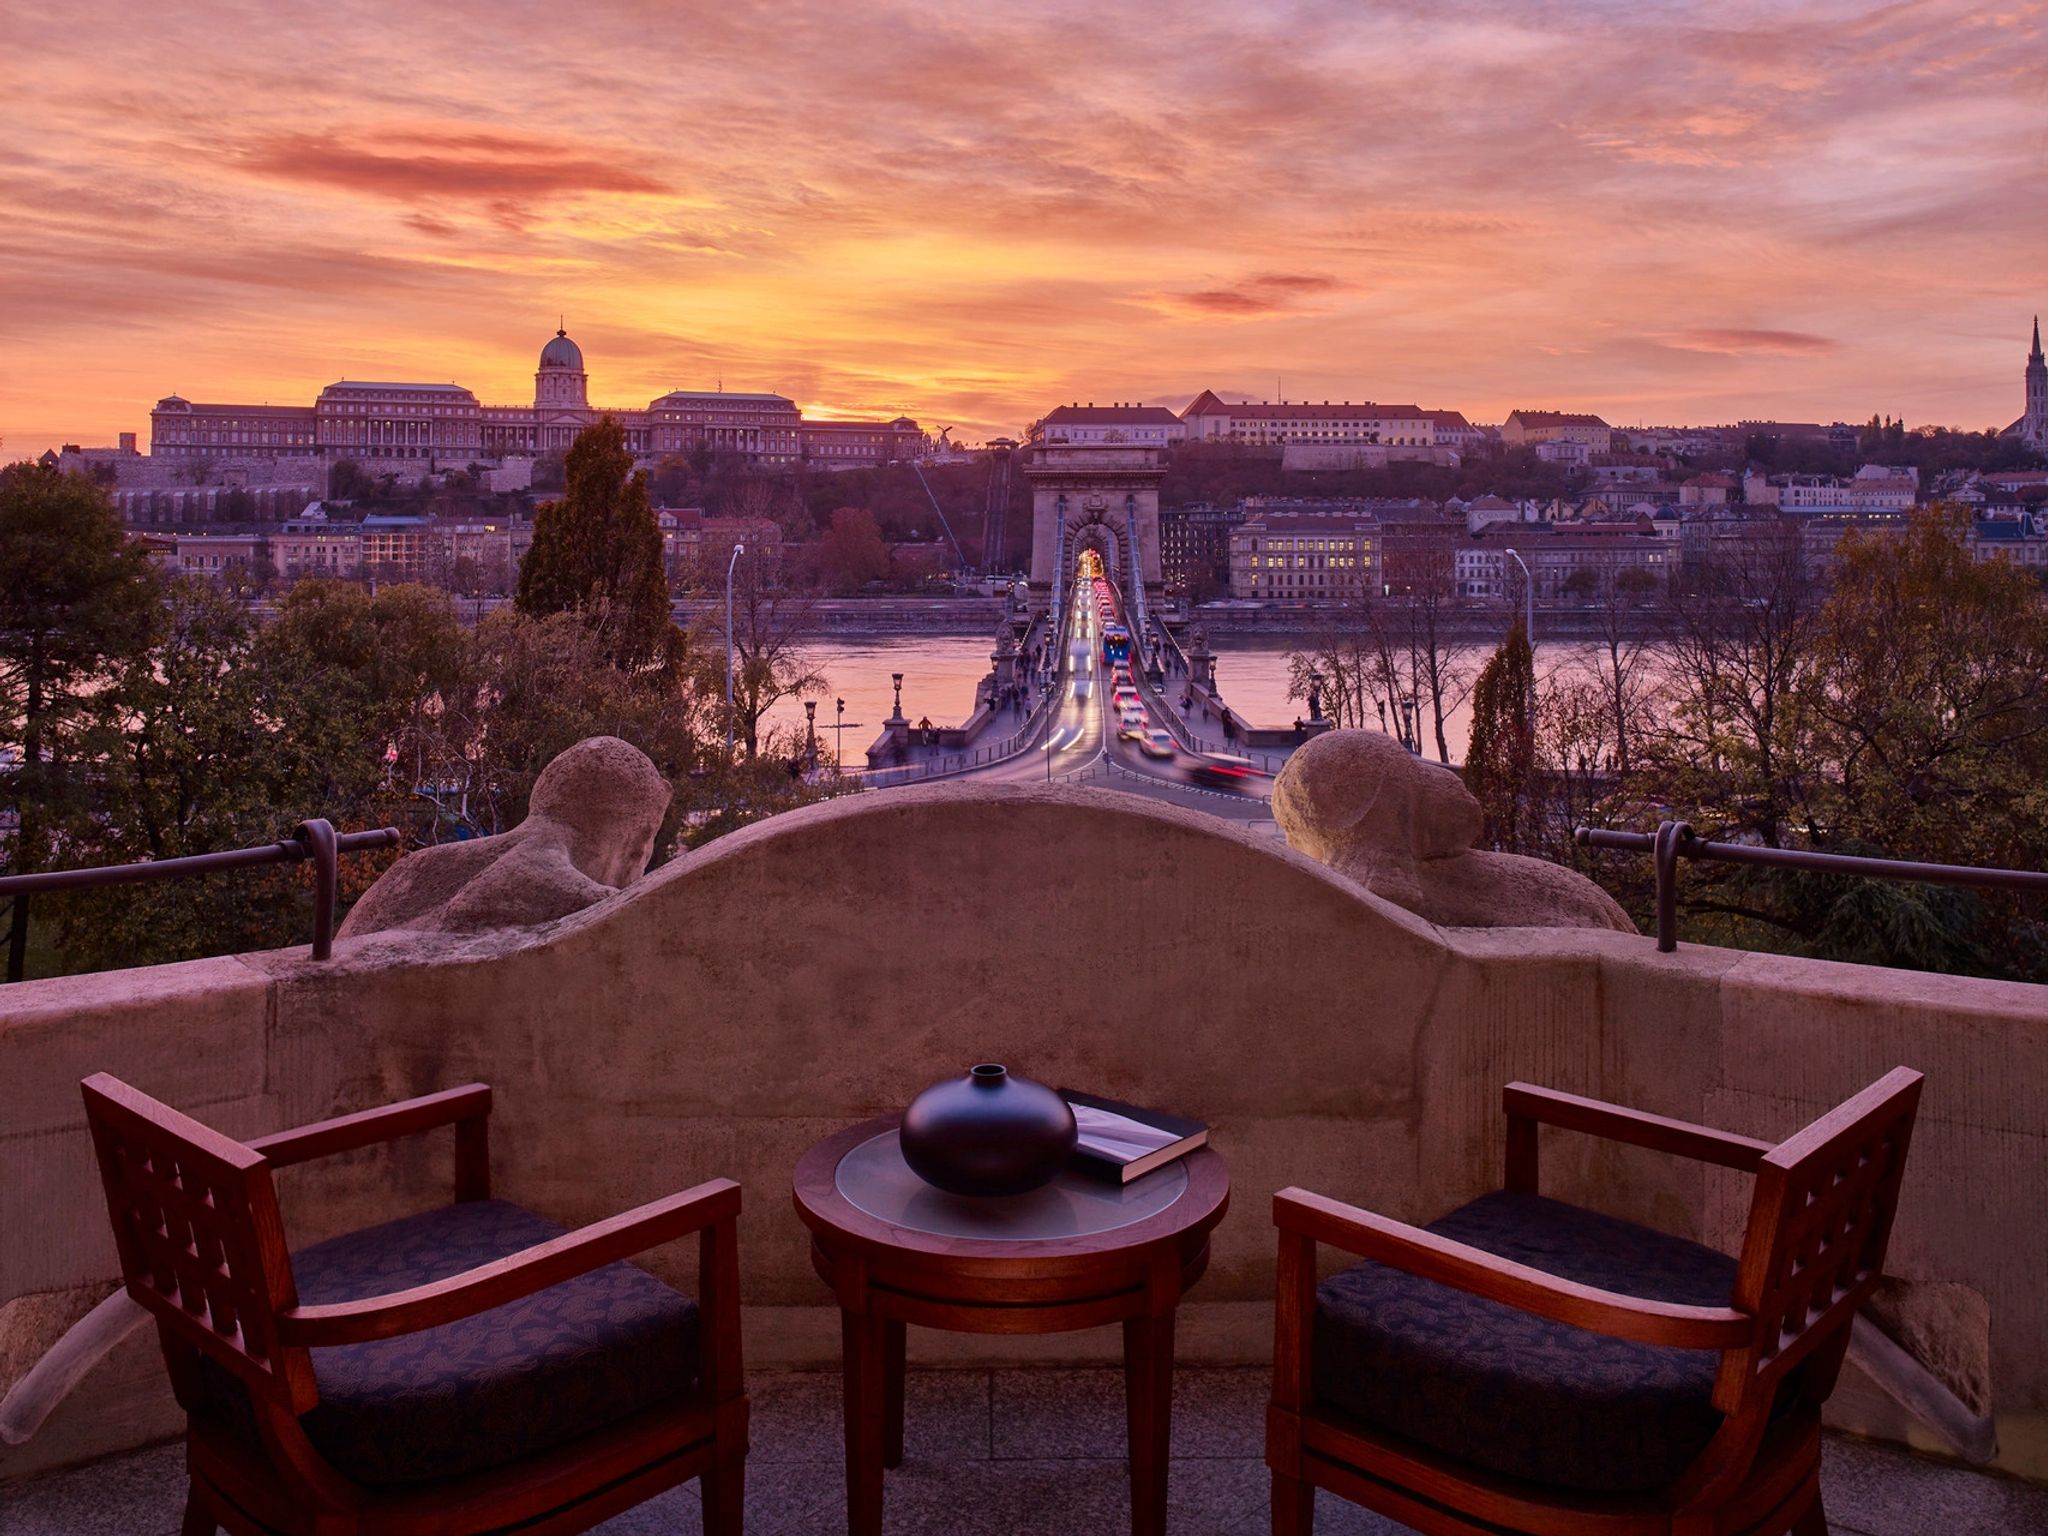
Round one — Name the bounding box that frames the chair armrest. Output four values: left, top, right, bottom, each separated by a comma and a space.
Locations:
276, 1178, 741, 1347
1505, 1083, 1771, 1172
250, 1085, 492, 1168
1272, 1188, 1752, 1350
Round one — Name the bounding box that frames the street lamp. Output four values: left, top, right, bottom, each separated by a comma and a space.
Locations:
1307, 668, 1324, 723
891, 672, 904, 719
724, 542, 746, 754
803, 699, 817, 769
1399, 694, 1418, 754
835, 697, 845, 768
1502, 546, 1534, 645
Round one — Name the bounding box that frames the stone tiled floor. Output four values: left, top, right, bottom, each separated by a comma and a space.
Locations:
4, 1368, 2043, 1535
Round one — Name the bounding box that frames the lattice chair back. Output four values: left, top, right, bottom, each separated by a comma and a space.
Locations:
81, 1074, 316, 1417
1713, 1066, 1924, 1416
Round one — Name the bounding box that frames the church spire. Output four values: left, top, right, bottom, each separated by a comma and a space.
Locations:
2033, 315, 2043, 364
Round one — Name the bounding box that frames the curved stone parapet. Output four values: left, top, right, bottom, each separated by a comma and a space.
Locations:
2, 778, 2044, 1484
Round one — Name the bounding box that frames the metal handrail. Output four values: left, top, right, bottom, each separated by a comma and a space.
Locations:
1, 820, 402, 981
1575, 822, 2048, 953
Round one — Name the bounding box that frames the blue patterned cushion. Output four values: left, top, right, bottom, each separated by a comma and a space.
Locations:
281, 1200, 699, 1488
1314, 1191, 1743, 1494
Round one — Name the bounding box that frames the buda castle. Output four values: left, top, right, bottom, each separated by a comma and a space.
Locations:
147, 326, 925, 477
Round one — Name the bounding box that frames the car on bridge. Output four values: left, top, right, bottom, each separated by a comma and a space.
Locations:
1139, 729, 1176, 760
1186, 754, 1269, 793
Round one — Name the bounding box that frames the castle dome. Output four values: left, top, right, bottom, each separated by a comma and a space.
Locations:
539, 328, 584, 371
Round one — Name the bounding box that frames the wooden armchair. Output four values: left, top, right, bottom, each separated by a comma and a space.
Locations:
80, 1074, 748, 1536
1268, 1068, 1923, 1536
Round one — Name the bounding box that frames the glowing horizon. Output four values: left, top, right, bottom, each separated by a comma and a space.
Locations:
4, 0, 2046, 457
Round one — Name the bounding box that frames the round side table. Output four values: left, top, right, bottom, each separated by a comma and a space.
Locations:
793, 1114, 1230, 1536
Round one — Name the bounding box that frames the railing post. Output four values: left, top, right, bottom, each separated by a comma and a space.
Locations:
6, 893, 26, 985
1653, 819, 1690, 953
297, 818, 339, 960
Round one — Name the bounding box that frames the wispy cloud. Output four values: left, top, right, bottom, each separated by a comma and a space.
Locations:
1668, 329, 1839, 357
2, 0, 2045, 449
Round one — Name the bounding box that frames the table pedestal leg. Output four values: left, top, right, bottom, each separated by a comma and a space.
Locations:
1123, 1310, 1175, 1536
883, 1319, 907, 1470
841, 1307, 888, 1536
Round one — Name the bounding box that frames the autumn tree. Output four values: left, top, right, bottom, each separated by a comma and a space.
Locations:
708, 552, 825, 760
816, 506, 890, 593
1464, 620, 1536, 849
516, 418, 675, 669
1654, 521, 1820, 848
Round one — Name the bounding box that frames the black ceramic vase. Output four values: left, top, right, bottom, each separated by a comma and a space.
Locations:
900, 1064, 1078, 1197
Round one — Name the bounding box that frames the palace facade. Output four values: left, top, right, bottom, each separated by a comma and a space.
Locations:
149, 328, 924, 474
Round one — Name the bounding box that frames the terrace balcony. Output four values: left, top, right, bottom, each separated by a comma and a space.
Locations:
2, 735, 2044, 1533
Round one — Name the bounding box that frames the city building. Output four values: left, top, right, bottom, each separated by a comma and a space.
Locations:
358, 513, 435, 581
1970, 512, 2048, 570
1179, 393, 1455, 450
1032, 403, 1186, 446
1849, 464, 1919, 511
172, 531, 266, 580
1679, 472, 1735, 506
1157, 503, 1241, 599
1499, 410, 1615, 452
145, 327, 917, 479
658, 509, 783, 584
800, 417, 927, 467
1229, 514, 1374, 599
269, 514, 362, 581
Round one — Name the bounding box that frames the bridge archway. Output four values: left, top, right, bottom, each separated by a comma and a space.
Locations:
1071, 519, 1122, 584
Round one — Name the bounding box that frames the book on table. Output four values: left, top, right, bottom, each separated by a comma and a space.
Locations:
1058, 1090, 1209, 1183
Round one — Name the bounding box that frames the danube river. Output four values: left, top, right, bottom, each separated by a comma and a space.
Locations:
760, 633, 1620, 766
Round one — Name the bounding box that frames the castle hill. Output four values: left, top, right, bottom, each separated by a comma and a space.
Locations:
4, 4, 2047, 1534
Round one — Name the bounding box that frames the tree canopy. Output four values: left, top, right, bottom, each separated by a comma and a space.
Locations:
516, 417, 675, 669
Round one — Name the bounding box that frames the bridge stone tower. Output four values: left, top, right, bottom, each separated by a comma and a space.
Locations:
1022, 444, 1166, 631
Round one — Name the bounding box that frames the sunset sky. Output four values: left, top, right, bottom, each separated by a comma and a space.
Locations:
4, 0, 2046, 454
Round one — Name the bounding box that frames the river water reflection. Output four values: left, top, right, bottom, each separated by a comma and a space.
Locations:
767, 632, 1632, 768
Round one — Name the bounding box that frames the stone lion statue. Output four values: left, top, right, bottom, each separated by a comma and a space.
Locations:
338, 736, 672, 938
1272, 729, 1634, 933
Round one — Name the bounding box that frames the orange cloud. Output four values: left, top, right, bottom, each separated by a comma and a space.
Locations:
1, 0, 2044, 451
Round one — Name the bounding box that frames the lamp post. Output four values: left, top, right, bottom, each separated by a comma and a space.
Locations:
891, 672, 904, 719
724, 542, 746, 755
1503, 546, 1534, 646
835, 697, 845, 768
1502, 545, 1538, 718
803, 699, 817, 770
1307, 668, 1324, 723
1400, 694, 1418, 754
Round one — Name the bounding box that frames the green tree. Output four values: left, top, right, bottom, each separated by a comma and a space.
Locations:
328, 458, 374, 500
462, 608, 704, 846
253, 580, 471, 821
1464, 620, 1536, 849
53, 581, 295, 972
0, 463, 159, 917
516, 418, 675, 669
